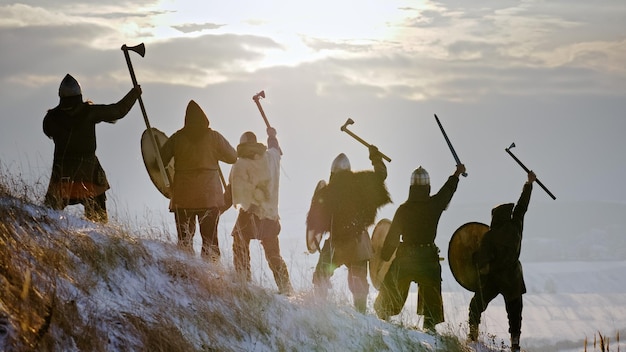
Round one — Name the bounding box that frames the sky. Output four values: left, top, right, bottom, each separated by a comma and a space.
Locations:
1, 1, 626, 231
1, 2, 626, 350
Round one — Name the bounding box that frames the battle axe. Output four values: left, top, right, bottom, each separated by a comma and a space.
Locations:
505, 143, 556, 200
252, 90, 271, 128
340, 118, 391, 162
121, 43, 171, 189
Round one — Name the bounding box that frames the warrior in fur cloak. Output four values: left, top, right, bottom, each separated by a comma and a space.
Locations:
306, 147, 391, 313
228, 128, 293, 295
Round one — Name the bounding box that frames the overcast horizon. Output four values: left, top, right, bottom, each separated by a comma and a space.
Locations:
1, 1, 625, 232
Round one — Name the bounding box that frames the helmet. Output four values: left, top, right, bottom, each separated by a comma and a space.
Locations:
410, 166, 430, 186
58, 74, 82, 98
331, 153, 351, 173
240, 131, 257, 144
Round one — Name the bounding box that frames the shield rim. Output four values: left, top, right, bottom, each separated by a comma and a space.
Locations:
140, 128, 173, 199
306, 179, 328, 253
448, 221, 489, 292
369, 218, 394, 290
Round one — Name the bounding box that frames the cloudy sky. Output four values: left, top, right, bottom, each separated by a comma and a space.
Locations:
1, 1, 625, 231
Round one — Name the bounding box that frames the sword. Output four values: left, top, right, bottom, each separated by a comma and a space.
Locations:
434, 114, 467, 177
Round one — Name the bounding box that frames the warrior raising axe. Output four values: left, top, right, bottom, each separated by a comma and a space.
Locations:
306, 118, 392, 313
227, 90, 294, 295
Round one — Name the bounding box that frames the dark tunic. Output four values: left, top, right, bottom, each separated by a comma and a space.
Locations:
476, 183, 533, 299
43, 89, 139, 205
160, 101, 237, 210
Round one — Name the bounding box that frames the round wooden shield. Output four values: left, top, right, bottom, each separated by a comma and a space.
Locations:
448, 222, 489, 292
306, 179, 328, 253
369, 218, 395, 290
140, 128, 174, 199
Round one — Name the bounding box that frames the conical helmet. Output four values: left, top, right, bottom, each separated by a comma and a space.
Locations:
331, 153, 351, 173
411, 166, 430, 186
58, 74, 82, 98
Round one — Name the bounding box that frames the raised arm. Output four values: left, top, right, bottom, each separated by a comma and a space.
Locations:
369, 145, 387, 181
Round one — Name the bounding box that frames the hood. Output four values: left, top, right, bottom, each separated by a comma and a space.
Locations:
184, 100, 209, 129
490, 203, 514, 228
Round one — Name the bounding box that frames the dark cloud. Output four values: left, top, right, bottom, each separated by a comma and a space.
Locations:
0, 24, 118, 79
136, 34, 282, 82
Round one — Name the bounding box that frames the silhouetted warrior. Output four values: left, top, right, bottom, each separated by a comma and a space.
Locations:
307, 147, 391, 313
467, 171, 536, 352
374, 164, 466, 332
227, 127, 293, 295
160, 100, 237, 262
43, 74, 141, 222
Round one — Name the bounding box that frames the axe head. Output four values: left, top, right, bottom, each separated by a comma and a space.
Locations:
508, 142, 516, 149
253, 90, 265, 101
341, 118, 354, 131
122, 43, 146, 57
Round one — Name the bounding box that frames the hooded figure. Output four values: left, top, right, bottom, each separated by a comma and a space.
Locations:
227, 127, 293, 295
467, 171, 536, 352
43, 74, 141, 222
160, 100, 237, 261
307, 147, 391, 313
374, 164, 466, 332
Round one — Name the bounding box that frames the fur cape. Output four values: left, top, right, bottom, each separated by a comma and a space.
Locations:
306, 170, 391, 242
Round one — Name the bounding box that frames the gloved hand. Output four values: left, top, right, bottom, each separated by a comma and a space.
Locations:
527, 170, 537, 184
369, 145, 382, 162
267, 127, 277, 137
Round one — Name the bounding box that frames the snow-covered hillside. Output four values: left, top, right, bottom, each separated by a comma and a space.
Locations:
2, 183, 624, 352
0, 195, 488, 352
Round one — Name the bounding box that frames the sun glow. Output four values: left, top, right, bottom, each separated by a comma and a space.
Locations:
143, 0, 427, 68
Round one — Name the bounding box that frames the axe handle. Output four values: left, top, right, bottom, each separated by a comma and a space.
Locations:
253, 98, 271, 128
434, 114, 467, 177
122, 48, 171, 189
505, 148, 556, 200
217, 166, 227, 189
340, 126, 391, 162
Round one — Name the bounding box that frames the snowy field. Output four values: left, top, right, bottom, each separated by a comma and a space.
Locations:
217, 218, 626, 352
437, 261, 626, 352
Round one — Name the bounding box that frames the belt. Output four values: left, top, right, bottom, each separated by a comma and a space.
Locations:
402, 242, 435, 248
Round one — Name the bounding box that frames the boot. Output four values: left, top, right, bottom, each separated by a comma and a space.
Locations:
354, 297, 367, 314
511, 334, 520, 352
423, 318, 437, 334
278, 281, 294, 296
467, 324, 479, 342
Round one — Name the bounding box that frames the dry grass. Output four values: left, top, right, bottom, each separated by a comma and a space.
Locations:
0, 167, 475, 352
584, 331, 622, 352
